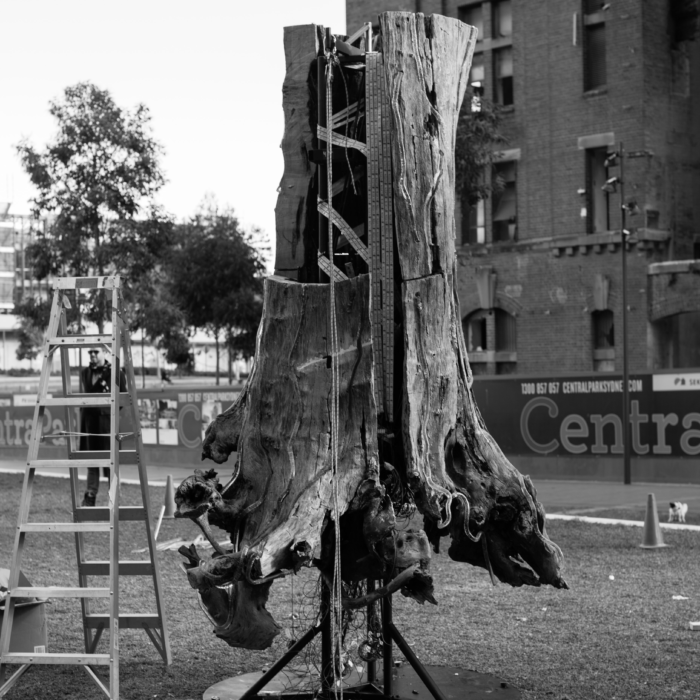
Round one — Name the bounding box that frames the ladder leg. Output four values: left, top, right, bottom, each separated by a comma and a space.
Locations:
109, 285, 121, 698
1, 294, 59, 689
108, 468, 120, 698
0, 664, 31, 697
121, 325, 172, 665
71, 467, 97, 654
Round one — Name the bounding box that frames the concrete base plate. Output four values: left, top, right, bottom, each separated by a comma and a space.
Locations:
203, 664, 521, 700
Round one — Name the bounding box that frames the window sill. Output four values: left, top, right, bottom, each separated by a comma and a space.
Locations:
584, 12, 606, 25
496, 104, 515, 113
467, 351, 518, 363
475, 36, 513, 53
583, 87, 608, 98
593, 348, 615, 360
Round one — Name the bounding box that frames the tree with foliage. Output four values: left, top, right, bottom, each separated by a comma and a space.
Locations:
167, 202, 266, 385
14, 297, 52, 364
129, 269, 192, 377
455, 92, 507, 207
16, 81, 169, 339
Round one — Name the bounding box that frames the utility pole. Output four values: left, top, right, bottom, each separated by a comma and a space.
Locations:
603, 143, 651, 484
619, 145, 631, 485
603, 143, 631, 485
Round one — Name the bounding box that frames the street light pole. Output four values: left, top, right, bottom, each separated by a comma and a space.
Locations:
619, 142, 631, 485
605, 144, 651, 484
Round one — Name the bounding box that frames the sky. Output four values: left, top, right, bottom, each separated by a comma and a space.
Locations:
1, 0, 348, 258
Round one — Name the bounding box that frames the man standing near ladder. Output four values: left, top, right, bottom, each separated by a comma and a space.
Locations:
80, 347, 126, 506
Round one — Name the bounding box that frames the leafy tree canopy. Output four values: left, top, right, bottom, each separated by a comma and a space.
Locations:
14, 297, 52, 363
18, 82, 164, 226
455, 93, 508, 206
167, 199, 266, 382
17, 82, 169, 331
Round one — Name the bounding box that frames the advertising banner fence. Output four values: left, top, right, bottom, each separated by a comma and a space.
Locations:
0, 372, 698, 475
473, 371, 700, 459
0, 385, 241, 466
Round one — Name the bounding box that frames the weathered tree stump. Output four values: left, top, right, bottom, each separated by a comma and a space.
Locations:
176, 11, 566, 651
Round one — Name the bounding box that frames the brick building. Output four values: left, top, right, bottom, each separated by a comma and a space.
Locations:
346, 0, 700, 376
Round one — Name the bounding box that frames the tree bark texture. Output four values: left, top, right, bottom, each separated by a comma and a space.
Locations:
228, 274, 379, 574
273, 25, 323, 278
177, 11, 566, 651
385, 12, 565, 590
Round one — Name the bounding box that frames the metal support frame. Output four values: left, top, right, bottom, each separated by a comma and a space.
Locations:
238, 578, 446, 700
242, 22, 445, 700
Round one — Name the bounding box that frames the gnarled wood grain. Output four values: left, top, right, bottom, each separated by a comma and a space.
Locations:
274, 24, 323, 277
233, 273, 379, 573
381, 12, 477, 281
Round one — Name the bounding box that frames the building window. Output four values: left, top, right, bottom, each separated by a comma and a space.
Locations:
469, 53, 485, 112
592, 310, 615, 372
492, 160, 517, 241
670, 0, 700, 45
583, 4, 606, 91
592, 310, 614, 349
495, 309, 516, 351
585, 147, 610, 233
464, 310, 488, 352
464, 307, 518, 374
494, 47, 514, 105
458, 3, 484, 39
462, 199, 485, 245
492, 0, 513, 38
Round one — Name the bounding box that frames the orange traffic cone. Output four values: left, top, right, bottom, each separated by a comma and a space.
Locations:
154, 475, 178, 541
640, 493, 670, 549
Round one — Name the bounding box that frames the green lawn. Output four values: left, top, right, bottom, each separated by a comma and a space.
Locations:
1, 472, 699, 700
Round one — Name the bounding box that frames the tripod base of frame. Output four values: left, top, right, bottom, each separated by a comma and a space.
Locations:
203, 664, 522, 700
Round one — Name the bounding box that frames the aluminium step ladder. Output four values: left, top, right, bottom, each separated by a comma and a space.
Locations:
0, 275, 171, 699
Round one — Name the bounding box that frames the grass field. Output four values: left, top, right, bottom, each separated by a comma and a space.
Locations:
1, 472, 699, 700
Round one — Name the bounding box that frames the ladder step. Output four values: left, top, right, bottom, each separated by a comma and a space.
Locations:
28, 459, 112, 469
80, 560, 154, 576
75, 450, 139, 465
55, 275, 120, 290
21, 523, 111, 533
42, 396, 112, 407
1, 652, 110, 665
12, 586, 110, 598
47, 334, 114, 347
75, 506, 147, 522
85, 613, 162, 629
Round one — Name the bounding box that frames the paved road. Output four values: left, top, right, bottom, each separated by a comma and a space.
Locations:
2, 457, 700, 514
0, 458, 217, 487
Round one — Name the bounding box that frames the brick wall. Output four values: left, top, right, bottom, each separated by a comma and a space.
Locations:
457, 241, 664, 373
648, 263, 700, 321
344, 0, 700, 373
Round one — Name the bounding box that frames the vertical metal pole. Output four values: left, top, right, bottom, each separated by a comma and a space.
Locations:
366, 580, 376, 684
382, 585, 393, 697
316, 36, 328, 284
141, 332, 146, 389
620, 142, 631, 485
321, 581, 333, 698
19, 221, 25, 303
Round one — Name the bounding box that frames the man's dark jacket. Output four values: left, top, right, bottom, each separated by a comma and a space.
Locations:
79, 361, 127, 451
